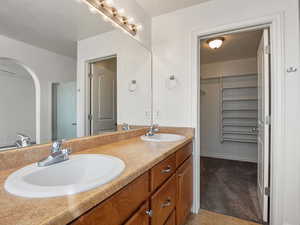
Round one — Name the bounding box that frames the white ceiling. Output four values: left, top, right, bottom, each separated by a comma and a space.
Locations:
135, 0, 211, 17
200, 30, 263, 64
0, 0, 115, 58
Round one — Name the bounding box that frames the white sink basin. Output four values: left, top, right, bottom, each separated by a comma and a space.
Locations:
141, 133, 185, 142
4, 154, 125, 198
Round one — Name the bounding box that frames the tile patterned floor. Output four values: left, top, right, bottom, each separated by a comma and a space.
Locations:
185, 210, 262, 225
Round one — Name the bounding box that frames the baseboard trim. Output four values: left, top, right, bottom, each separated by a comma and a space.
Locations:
200, 152, 257, 163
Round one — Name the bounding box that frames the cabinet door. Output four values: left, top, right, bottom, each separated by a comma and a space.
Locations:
124, 201, 150, 225
151, 175, 176, 225
176, 157, 193, 225
70, 172, 150, 225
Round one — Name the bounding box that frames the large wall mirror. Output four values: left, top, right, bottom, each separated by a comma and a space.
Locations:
0, 0, 152, 151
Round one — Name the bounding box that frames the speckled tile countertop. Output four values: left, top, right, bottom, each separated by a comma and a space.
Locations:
0, 132, 193, 225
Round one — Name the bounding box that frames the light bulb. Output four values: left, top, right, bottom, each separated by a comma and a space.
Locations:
88, 6, 98, 14
207, 37, 225, 49
128, 17, 134, 23
102, 15, 109, 22
117, 8, 125, 15
105, 0, 114, 7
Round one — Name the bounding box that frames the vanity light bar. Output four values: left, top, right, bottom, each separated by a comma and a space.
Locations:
84, 0, 138, 36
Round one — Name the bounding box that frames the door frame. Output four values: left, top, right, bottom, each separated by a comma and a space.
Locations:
85, 54, 117, 136
191, 13, 285, 225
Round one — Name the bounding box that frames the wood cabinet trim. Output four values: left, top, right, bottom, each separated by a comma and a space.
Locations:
176, 142, 193, 168
123, 201, 150, 225
164, 210, 176, 225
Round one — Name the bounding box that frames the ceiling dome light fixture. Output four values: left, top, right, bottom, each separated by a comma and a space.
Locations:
207, 37, 225, 49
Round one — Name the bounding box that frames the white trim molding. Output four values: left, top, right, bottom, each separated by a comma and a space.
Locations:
191, 12, 286, 225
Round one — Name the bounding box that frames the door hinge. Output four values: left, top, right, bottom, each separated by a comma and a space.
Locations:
88, 114, 93, 121
265, 115, 271, 125
265, 187, 270, 196
265, 45, 271, 55
88, 73, 93, 79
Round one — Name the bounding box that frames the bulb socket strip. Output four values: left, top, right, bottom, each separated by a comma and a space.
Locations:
85, 0, 137, 36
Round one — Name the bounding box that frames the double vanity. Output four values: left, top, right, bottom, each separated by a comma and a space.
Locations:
0, 128, 194, 225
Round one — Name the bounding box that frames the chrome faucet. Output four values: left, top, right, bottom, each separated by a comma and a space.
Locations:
37, 140, 71, 167
15, 133, 32, 147
145, 124, 159, 136
122, 123, 131, 131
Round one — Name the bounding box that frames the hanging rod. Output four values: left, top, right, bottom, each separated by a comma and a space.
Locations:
223, 131, 257, 135
223, 98, 258, 102
222, 138, 257, 143
222, 86, 257, 90
223, 116, 258, 119
222, 109, 258, 112
223, 123, 257, 127
201, 73, 257, 80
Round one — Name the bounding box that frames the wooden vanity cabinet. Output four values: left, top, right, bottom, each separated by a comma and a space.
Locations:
151, 174, 177, 225
69, 141, 193, 225
70, 172, 150, 225
176, 157, 193, 225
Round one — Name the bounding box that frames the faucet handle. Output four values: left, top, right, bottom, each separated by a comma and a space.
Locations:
17, 133, 31, 141
51, 140, 63, 153
61, 148, 72, 155
122, 123, 130, 130
153, 124, 159, 131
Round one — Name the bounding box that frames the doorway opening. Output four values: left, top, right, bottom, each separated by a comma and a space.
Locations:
88, 56, 117, 135
199, 28, 271, 224
51, 81, 77, 141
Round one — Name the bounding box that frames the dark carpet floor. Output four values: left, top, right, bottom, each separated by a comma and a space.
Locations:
200, 157, 262, 223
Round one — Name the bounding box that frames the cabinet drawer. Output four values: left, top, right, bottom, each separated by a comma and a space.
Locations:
151, 154, 176, 191
164, 210, 175, 225
176, 142, 192, 168
70, 172, 150, 225
124, 201, 150, 225
151, 175, 176, 225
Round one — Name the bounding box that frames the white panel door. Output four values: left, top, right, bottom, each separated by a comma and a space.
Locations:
257, 28, 270, 223
91, 60, 117, 134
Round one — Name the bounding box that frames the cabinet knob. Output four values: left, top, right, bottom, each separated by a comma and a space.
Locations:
145, 209, 153, 217
161, 165, 172, 173
161, 197, 172, 208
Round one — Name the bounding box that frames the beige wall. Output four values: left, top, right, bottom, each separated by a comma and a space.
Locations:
201, 57, 257, 78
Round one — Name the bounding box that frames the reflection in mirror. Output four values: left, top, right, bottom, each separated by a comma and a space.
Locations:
52, 81, 77, 141
0, 58, 36, 150
0, 0, 152, 151
89, 57, 117, 134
